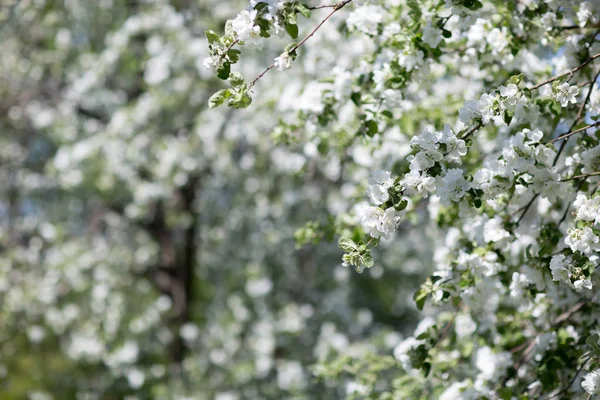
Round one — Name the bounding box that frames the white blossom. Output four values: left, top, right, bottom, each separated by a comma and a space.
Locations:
439, 126, 467, 163
554, 82, 579, 107
367, 170, 394, 205
550, 254, 571, 283
361, 206, 403, 239
565, 226, 600, 255
574, 194, 600, 224
346, 5, 385, 36
582, 370, 600, 395
401, 169, 436, 197
422, 24, 442, 48
436, 168, 470, 205
231, 10, 261, 43
475, 347, 511, 381
274, 52, 292, 71
477, 93, 497, 123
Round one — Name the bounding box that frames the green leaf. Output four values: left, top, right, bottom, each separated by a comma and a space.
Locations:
361, 252, 374, 269
381, 110, 393, 119
414, 288, 428, 311
295, 3, 311, 18
229, 90, 253, 109
285, 23, 299, 39
502, 110, 513, 125
254, 2, 268, 11
217, 62, 231, 80
285, 42, 298, 52
227, 48, 241, 63
497, 388, 513, 400
228, 72, 245, 87
286, 12, 297, 25
208, 89, 232, 108
365, 120, 378, 137
205, 30, 220, 44
339, 237, 358, 252
394, 198, 408, 211
406, 0, 422, 19
422, 362, 432, 377
464, 0, 483, 10
441, 29, 451, 38
508, 73, 524, 85
416, 331, 430, 340
586, 334, 600, 356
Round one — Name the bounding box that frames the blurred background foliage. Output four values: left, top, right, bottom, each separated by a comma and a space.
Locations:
0, 0, 433, 398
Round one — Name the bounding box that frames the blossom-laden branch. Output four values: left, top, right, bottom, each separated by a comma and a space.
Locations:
504, 302, 587, 392
514, 61, 600, 223
206, 0, 354, 108
552, 65, 600, 165
560, 171, 600, 182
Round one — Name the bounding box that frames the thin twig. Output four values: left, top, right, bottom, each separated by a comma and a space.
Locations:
506, 301, 585, 388
546, 354, 591, 400
558, 23, 600, 31
548, 121, 600, 144
553, 301, 585, 325
308, 3, 338, 9
557, 179, 585, 227
560, 171, 600, 182
515, 193, 539, 224
529, 51, 600, 91
249, 0, 353, 90
218, 39, 239, 63
552, 66, 600, 165
432, 303, 463, 348
461, 121, 483, 140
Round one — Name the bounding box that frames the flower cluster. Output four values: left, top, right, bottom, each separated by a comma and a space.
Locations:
361, 171, 407, 236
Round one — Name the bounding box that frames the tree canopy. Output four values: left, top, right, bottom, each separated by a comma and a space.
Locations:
2, 0, 600, 399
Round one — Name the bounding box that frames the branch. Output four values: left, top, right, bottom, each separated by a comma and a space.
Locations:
505, 301, 586, 388
556, 177, 585, 230
515, 193, 539, 224
221, 38, 239, 60
432, 304, 462, 348
548, 121, 600, 144
529, 51, 600, 91
546, 354, 591, 400
558, 23, 600, 31
461, 121, 483, 140
308, 3, 338, 9
560, 171, 600, 182
552, 66, 600, 165
249, 0, 353, 89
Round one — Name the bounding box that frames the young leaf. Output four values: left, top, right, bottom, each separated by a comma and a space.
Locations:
217, 62, 231, 80
296, 4, 311, 18
339, 237, 358, 252
208, 89, 232, 108
205, 30, 220, 44
285, 23, 299, 39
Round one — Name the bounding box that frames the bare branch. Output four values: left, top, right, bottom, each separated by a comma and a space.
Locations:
529, 52, 600, 91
